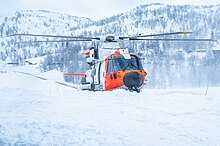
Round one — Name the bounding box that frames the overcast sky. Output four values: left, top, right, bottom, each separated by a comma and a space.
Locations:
0, 0, 219, 20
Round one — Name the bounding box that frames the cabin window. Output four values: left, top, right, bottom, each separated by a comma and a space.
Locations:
106, 54, 144, 73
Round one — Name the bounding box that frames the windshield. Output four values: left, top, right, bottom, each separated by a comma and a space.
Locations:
107, 55, 144, 73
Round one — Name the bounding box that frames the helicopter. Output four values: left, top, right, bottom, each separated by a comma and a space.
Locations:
8, 32, 215, 92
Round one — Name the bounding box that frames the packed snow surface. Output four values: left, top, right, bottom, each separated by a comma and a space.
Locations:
0, 64, 220, 146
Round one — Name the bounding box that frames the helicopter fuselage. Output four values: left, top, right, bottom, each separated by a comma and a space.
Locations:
80, 44, 147, 92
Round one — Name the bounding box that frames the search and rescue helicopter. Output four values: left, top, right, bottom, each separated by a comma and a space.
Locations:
8, 32, 215, 92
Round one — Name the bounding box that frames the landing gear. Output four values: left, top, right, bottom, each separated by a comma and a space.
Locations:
128, 87, 141, 93
81, 77, 87, 84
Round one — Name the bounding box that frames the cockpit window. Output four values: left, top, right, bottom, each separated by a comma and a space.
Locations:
107, 54, 144, 73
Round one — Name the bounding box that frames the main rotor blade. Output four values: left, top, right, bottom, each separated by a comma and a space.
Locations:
119, 32, 192, 40
35, 39, 92, 42
7, 33, 100, 40
129, 38, 217, 41
17, 39, 92, 44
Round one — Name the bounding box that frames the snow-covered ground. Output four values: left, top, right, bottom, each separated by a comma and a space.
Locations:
0, 64, 220, 146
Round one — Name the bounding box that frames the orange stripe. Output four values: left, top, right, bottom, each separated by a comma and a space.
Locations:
64, 73, 86, 77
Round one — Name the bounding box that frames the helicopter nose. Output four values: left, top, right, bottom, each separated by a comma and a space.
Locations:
123, 72, 144, 88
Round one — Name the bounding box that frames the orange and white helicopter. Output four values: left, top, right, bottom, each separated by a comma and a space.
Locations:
73, 41, 147, 93
9, 32, 215, 92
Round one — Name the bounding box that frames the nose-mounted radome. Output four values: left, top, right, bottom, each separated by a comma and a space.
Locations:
123, 72, 144, 88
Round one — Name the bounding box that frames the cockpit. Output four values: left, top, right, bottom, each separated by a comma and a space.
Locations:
106, 54, 144, 73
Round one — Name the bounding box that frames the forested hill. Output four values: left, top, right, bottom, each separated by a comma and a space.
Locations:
0, 3, 220, 88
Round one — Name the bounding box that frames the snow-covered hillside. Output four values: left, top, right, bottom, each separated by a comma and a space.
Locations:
0, 10, 92, 35
0, 62, 220, 145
